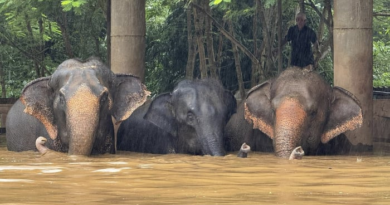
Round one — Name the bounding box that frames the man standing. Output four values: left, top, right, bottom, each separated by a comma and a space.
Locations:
279, 12, 319, 68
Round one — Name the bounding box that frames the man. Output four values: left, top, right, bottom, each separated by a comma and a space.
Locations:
278, 12, 319, 68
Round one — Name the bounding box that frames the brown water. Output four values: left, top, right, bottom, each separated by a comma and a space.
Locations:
0, 135, 389, 205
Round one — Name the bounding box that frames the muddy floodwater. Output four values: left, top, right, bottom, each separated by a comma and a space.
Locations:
0, 135, 389, 205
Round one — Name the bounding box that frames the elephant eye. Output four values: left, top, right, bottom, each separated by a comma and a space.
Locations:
100, 92, 108, 103
59, 93, 66, 105
187, 112, 196, 123
309, 109, 317, 116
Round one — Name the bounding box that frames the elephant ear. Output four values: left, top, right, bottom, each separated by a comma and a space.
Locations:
321, 87, 363, 143
20, 77, 57, 140
111, 74, 150, 123
244, 80, 275, 139
144, 93, 177, 137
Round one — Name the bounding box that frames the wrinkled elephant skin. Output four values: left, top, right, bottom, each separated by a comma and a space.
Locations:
6, 57, 149, 155
117, 79, 237, 156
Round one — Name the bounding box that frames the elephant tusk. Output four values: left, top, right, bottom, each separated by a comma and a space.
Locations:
237, 143, 251, 158
289, 146, 305, 160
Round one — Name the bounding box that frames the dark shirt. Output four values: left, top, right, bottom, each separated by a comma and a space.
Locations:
285, 25, 317, 67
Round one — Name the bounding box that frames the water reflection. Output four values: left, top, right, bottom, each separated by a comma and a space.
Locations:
0, 135, 389, 204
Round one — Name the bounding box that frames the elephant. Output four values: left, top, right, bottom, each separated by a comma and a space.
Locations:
117, 79, 237, 156
225, 66, 363, 158
6, 57, 149, 155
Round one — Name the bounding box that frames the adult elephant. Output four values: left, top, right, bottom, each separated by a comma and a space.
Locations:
6, 57, 149, 155
225, 66, 363, 158
117, 79, 236, 156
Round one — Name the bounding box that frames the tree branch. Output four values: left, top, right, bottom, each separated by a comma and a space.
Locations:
374, 12, 390, 17
190, 2, 259, 65
305, 0, 330, 27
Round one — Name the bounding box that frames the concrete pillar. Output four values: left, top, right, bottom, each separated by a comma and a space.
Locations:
110, 0, 146, 81
333, 0, 373, 145
110, 0, 146, 152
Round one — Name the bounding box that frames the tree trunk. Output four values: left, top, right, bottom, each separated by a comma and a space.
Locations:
0, 60, 6, 98
193, 2, 207, 79
325, 0, 334, 61
204, 0, 217, 78
277, 0, 282, 73
314, 5, 327, 67
191, 2, 260, 82
307, 0, 333, 65
258, 0, 273, 78
192, 2, 259, 68
111, 0, 146, 81
251, 0, 259, 87
185, 4, 195, 79
229, 20, 245, 100
59, 12, 74, 58
38, 17, 46, 77
299, 0, 305, 13
269, 5, 278, 71
106, 0, 111, 65
215, 21, 225, 77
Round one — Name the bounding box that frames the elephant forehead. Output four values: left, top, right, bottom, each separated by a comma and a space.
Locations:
172, 88, 197, 107
55, 67, 105, 84
60, 71, 107, 97
272, 85, 325, 112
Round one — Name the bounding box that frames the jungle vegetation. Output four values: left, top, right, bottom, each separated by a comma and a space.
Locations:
0, 0, 389, 97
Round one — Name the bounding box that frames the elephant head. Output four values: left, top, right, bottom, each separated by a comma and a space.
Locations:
20, 58, 149, 155
144, 79, 236, 156
244, 67, 362, 158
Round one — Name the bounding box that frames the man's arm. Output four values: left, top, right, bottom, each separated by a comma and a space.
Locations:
273, 27, 291, 56
311, 31, 320, 54
280, 38, 288, 50
314, 40, 320, 53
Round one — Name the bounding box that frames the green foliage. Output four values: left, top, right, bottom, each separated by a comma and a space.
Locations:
210, 0, 231, 6
373, 0, 390, 88
61, 0, 87, 14
145, 0, 187, 95
0, 0, 108, 97
373, 40, 390, 88
1, 0, 390, 98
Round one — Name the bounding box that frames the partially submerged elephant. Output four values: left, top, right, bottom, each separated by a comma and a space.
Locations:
117, 79, 237, 156
6, 57, 149, 155
225, 66, 363, 158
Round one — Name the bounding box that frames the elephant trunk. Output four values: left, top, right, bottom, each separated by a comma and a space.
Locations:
198, 122, 225, 156
67, 85, 100, 155
274, 98, 307, 158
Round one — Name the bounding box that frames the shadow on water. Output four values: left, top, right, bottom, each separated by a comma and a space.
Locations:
0, 134, 389, 205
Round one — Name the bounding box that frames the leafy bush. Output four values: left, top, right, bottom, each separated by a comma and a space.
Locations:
373, 40, 390, 88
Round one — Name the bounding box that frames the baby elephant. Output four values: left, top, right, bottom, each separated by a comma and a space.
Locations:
117, 79, 237, 156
